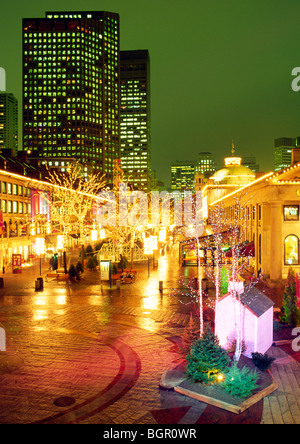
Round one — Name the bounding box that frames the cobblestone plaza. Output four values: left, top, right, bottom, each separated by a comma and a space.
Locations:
0, 249, 299, 425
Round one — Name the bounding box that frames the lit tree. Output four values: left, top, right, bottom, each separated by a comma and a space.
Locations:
209, 191, 260, 362
172, 191, 205, 336
46, 162, 105, 245
96, 160, 150, 266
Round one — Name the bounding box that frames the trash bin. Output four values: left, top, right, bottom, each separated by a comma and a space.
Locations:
37, 277, 44, 291
35, 277, 44, 291
116, 279, 121, 290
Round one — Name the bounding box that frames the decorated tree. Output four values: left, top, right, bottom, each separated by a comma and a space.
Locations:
46, 162, 105, 245
96, 160, 151, 267
209, 191, 260, 362
171, 190, 205, 336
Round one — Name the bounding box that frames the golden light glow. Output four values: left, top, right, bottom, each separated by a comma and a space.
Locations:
209, 171, 274, 206
57, 235, 64, 250
159, 227, 166, 242
91, 229, 97, 241
224, 156, 242, 166
35, 237, 45, 255
144, 235, 158, 254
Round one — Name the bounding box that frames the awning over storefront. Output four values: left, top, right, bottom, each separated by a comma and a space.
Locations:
180, 229, 232, 248
225, 242, 255, 257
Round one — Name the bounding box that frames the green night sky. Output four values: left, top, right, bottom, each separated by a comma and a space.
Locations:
1, 0, 300, 186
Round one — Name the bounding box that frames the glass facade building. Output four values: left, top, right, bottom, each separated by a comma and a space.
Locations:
171, 161, 196, 191
0, 93, 18, 156
274, 137, 300, 172
120, 50, 151, 191
22, 11, 120, 183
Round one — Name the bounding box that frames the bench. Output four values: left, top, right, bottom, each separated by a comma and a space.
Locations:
47, 272, 69, 280
111, 271, 137, 284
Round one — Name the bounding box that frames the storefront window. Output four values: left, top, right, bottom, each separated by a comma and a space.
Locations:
284, 205, 299, 221
284, 235, 299, 265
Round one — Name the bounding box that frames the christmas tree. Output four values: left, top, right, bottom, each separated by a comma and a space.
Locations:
178, 313, 199, 359
186, 326, 230, 384
220, 265, 229, 295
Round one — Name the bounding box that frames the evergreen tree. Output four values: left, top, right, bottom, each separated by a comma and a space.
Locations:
118, 254, 128, 271
186, 326, 230, 384
86, 256, 95, 269
281, 268, 300, 327
179, 313, 199, 359
220, 266, 229, 295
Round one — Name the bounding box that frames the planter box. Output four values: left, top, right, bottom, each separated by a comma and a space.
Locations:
174, 370, 278, 414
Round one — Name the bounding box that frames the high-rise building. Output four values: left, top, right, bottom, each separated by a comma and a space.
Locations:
0, 93, 18, 155
241, 156, 259, 172
171, 161, 196, 191
274, 137, 300, 172
22, 11, 120, 183
120, 50, 151, 191
0, 68, 6, 92
196, 152, 216, 179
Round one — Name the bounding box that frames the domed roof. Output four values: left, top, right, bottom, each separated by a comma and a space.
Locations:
210, 156, 255, 185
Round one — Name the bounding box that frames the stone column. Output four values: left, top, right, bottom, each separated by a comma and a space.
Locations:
0, 324, 5, 351
270, 202, 282, 280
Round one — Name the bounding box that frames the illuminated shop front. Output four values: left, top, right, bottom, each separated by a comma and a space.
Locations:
205, 159, 300, 279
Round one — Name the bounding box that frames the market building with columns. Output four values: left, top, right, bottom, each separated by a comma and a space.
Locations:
202, 150, 300, 280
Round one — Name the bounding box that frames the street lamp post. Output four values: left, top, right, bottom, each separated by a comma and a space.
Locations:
144, 235, 158, 278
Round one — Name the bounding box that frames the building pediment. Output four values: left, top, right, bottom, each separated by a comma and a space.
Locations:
267, 162, 300, 184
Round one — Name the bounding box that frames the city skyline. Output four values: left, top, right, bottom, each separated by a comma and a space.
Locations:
1, 0, 300, 186
22, 11, 120, 184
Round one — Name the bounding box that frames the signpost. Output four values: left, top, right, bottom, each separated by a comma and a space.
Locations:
12, 254, 22, 274
100, 260, 112, 288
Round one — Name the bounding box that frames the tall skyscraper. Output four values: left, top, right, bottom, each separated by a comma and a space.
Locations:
120, 50, 151, 191
0, 93, 18, 155
22, 11, 120, 183
274, 137, 300, 172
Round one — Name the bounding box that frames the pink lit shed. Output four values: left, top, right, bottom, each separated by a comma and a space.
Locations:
215, 287, 274, 358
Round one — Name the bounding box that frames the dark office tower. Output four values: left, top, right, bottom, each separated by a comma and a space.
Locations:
0, 93, 18, 155
120, 50, 151, 191
196, 152, 216, 179
241, 156, 260, 172
22, 11, 120, 183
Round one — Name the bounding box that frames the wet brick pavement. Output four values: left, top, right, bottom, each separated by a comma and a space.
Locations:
0, 249, 299, 425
